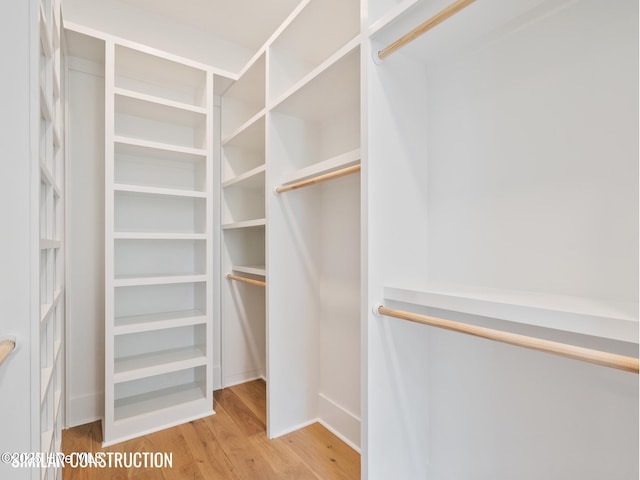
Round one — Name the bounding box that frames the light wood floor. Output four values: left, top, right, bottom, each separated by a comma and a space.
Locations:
61, 380, 360, 479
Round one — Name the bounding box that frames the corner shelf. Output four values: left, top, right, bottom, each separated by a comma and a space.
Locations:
280, 149, 360, 185
232, 265, 266, 277
222, 110, 266, 145
222, 219, 266, 230
114, 87, 207, 116
222, 165, 266, 189
383, 285, 639, 344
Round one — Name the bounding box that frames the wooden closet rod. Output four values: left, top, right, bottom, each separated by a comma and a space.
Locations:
227, 273, 266, 288
275, 164, 360, 194
377, 0, 477, 60
0, 338, 16, 367
376, 305, 639, 373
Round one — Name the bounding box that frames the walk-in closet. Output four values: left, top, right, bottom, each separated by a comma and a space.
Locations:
0, 0, 637, 479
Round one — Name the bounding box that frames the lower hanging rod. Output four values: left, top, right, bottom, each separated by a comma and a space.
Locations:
275, 164, 360, 194
376, 305, 639, 374
227, 273, 266, 288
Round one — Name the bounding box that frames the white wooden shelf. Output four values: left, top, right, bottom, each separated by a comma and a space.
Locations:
53, 123, 61, 148
113, 346, 207, 383
114, 87, 207, 116
41, 366, 54, 404
53, 68, 60, 99
232, 265, 266, 277
114, 382, 206, 422
39, 7, 52, 58
40, 289, 62, 324
113, 232, 207, 241
280, 149, 360, 185
222, 218, 266, 230
115, 91, 206, 132
40, 239, 61, 250
114, 310, 207, 336
222, 165, 265, 189
222, 110, 266, 145
114, 135, 207, 157
40, 85, 52, 121
222, 113, 265, 149
270, 38, 360, 120
383, 285, 639, 344
114, 273, 207, 288
113, 183, 207, 199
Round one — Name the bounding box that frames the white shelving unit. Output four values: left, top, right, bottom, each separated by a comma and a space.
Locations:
220, 49, 267, 388
265, 0, 362, 449
365, 0, 639, 478
39, 0, 65, 478
104, 42, 215, 446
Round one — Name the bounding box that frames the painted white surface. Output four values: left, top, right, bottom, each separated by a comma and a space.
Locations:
62, 0, 253, 73
0, 2, 38, 479
366, 0, 639, 478
66, 55, 105, 426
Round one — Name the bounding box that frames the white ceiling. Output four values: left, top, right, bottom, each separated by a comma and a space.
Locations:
119, 0, 302, 51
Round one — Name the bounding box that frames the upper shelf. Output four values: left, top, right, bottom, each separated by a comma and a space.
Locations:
370, 0, 558, 65
268, 0, 360, 102
115, 44, 207, 108
383, 285, 639, 344
271, 43, 360, 123
280, 149, 360, 186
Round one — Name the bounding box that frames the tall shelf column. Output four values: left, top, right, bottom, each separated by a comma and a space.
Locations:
103, 42, 215, 446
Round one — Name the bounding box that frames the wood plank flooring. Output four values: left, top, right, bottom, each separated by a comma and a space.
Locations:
61, 380, 360, 479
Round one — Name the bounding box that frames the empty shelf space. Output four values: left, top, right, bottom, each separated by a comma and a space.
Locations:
222, 165, 266, 189
114, 346, 207, 383
280, 149, 360, 185
115, 92, 206, 129
114, 273, 207, 288
222, 110, 266, 145
40, 290, 62, 324
232, 265, 266, 276
114, 87, 207, 116
41, 366, 53, 404
271, 40, 360, 119
114, 310, 207, 335
383, 285, 639, 343
222, 219, 266, 230
114, 183, 207, 199
114, 382, 206, 422
114, 136, 207, 157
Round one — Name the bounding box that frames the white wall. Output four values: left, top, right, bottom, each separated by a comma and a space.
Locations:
65, 57, 105, 426
62, 0, 253, 73
0, 1, 38, 478
365, 0, 639, 478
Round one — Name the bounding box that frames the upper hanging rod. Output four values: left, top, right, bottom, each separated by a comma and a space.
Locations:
0, 338, 16, 367
376, 305, 639, 373
275, 164, 360, 194
227, 273, 266, 288
377, 0, 477, 61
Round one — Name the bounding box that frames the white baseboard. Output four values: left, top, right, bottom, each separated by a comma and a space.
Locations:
270, 418, 319, 439
318, 393, 361, 452
67, 392, 103, 428
222, 369, 265, 388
